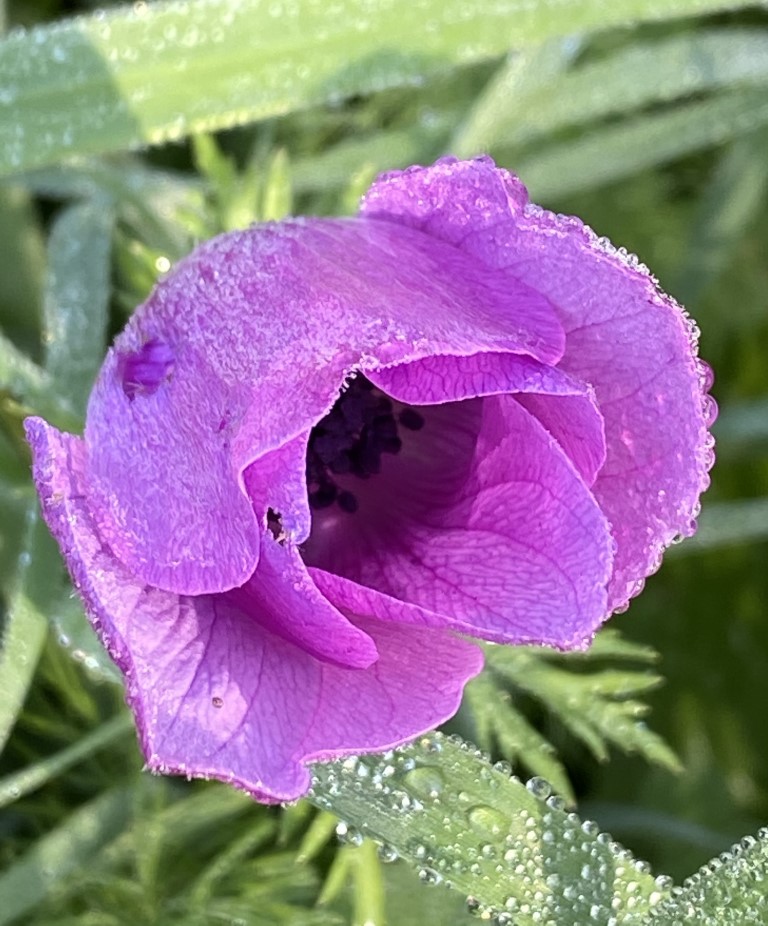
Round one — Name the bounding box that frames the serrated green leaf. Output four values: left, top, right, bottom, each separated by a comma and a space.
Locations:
43, 199, 112, 415
310, 732, 670, 925
485, 643, 681, 773
513, 87, 768, 200
0, 787, 132, 926
465, 671, 575, 804
0, 0, 761, 176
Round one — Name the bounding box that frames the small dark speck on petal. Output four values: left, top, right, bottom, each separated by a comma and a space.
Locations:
120, 338, 175, 399
212, 696, 223, 708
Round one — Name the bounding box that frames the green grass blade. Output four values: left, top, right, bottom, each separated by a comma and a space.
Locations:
490, 29, 768, 152
43, 199, 113, 415
671, 497, 768, 553
0, 0, 760, 176
0, 509, 60, 754
673, 130, 768, 306
310, 732, 669, 924
514, 87, 768, 200
0, 787, 132, 926
0, 713, 133, 809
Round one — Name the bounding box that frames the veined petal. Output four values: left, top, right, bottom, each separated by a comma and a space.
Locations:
85, 217, 564, 596
304, 393, 614, 649
25, 417, 482, 802
362, 157, 711, 611
369, 350, 606, 484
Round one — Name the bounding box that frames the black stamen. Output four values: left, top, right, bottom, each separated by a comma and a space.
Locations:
306, 375, 426, 514
399, 408, 425, 431
337, 490, 358, 513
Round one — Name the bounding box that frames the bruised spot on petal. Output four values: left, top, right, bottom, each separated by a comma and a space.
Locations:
118, 338, 175, 400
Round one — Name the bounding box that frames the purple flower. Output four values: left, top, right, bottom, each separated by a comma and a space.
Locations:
26, 157, 713, 802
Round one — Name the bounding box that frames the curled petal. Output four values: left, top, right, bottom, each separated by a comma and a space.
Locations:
362, 157, 710, 610
25, 417, 483, 802
369, 350, 606, 484
304, 392, 613, 649
85, 217, 565, 596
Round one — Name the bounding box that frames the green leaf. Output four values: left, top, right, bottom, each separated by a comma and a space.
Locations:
0, 787, 132, 926
0, 0, 760, 176
649, 828, 768, 924
670, 497, 768, 554
452, 38, 582, 156
310, 732, 670, 924
673, 130, 768, 307
465, 671, 575, 804
483, 29, 768, 153
43, 199, 113, 415
468, 635, 681, 783
0, 508, 62, 754
0, 713, 133, 809
513, 87, 768, 200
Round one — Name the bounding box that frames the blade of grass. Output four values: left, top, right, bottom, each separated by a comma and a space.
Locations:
0, 0, 759, 176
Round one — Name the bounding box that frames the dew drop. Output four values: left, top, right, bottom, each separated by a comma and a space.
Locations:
403, 765, 445, 798
468, 805, 508, 839
526, 777, 552, 801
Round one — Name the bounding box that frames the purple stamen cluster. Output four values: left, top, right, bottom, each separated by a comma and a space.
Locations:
306, 376, 425, 514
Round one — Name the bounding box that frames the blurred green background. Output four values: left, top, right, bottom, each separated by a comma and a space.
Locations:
1, 0, 768, 923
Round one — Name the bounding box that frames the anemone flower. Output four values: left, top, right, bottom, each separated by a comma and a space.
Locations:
26, 157, 713, 802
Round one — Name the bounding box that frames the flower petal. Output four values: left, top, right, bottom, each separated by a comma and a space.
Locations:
85, 217, 565, 596
226, 533, 378, 669
25, 416, 483, 802
303, 392, 614, 648
362, 156, 711, 610
369, 350, 606, 484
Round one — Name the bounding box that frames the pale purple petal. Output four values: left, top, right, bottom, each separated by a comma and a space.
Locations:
303, 392, 614, 648
85, 218, 565, 596
25, 417, 483, 802
362, 157, 711, 610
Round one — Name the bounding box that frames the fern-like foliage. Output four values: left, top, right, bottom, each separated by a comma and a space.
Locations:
465, 629, 681, 803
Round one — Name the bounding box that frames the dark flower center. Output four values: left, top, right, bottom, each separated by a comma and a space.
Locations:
306, 375, 424, 515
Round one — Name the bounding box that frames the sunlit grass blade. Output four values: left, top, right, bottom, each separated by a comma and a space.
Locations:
452, 37, 582, 156
43, 200, 113, 415
0, 787, 132, 926
0, 0, 761, 176
311, 732, 669, 924
649, 827, 768, 923
487, 29, 768, 152
513, 87, 768, 200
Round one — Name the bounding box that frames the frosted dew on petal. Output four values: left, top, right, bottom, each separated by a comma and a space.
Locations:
24, 417, 483, 803
85, 216, 565, 597
362, 157, 711, 612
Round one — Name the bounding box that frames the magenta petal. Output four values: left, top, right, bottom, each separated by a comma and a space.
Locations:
85, 217, 564, 596
305, 394, 614, 648
226, 533, 378, 669
362, 157, 711, 610
25, 417, 482, 802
